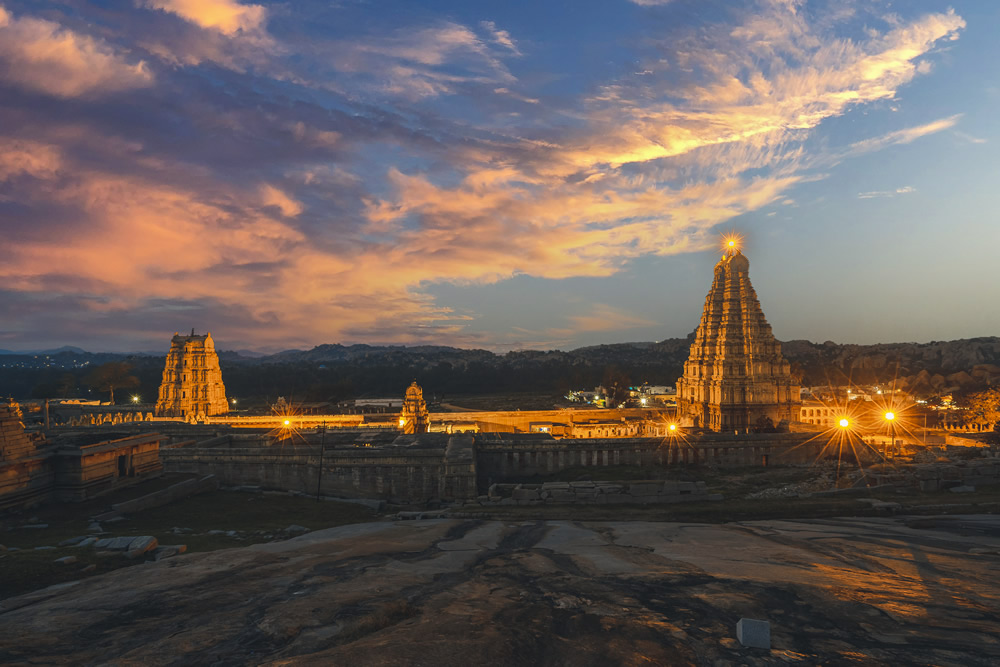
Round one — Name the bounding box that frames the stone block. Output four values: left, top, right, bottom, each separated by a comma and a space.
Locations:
126, 536, 158, 558
512, 488, 539, 501
103, 536, 139, 550
628, 483, 661, 496
605, 494, 634, 504
154, 544, 187, 561
549, 490, 576, 502
736, 618, 770, 649
676, 481, 696, 493
59, 537, 87, 547
949, 485, 975, 493
919, 479, 939, 492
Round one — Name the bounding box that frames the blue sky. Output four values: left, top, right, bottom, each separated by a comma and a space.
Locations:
0, 0, 996, 352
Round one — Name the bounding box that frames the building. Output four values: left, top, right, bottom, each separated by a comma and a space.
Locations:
398, 381, 430, 434
1, 400, 165, 510
154, 331, 229, 419
675, 242, 800, 431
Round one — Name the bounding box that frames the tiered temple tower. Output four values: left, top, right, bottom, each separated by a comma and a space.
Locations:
398, 381, 430, 434
154, 332, 229, 419
676, 243, 800, 431
0, 401, 36, 462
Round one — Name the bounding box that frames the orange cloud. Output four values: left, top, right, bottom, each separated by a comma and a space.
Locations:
0, 4, 153, 98
143, 0, 267, 36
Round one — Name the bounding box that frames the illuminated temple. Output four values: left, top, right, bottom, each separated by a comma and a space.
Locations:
154, 331, 229, 419
675, 241, 800, 431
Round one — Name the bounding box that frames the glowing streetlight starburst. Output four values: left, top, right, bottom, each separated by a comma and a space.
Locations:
268, 402, 306, 446
657, 416, 695, 464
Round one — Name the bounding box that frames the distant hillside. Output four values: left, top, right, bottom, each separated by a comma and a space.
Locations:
1, 337, 997, 401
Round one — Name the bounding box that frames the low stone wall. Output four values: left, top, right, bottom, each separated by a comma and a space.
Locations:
470, 480, 722, 507
476, 432, 824, 488
909, 458, 1000, 492
162, 436, 477, 503
112, 474, 219, 513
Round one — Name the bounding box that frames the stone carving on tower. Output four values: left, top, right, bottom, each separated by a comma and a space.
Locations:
0, 400, 36, 462
398, 381, 430, 434
675, 238, 800, 431
154, 331, 229, 419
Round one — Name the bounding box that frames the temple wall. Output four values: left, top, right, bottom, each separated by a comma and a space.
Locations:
0, 456, 55, 511
161, 438, 477, 503
52, 435, 165, 502
476, 433, 825, 488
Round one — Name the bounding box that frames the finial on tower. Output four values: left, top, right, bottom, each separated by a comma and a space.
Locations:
720, 230, 744, 257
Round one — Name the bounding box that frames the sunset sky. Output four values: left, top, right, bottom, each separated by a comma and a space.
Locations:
0, 0, 996, 353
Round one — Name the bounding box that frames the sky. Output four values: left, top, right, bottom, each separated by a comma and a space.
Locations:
0, 0, 997, 353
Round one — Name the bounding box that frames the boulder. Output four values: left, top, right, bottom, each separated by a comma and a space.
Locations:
285, 525, 310, 534
126, 536, 158, 558
54, 556, 78, 565
153, 545, 187, 561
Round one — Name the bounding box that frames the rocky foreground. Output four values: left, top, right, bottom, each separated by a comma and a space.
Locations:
1, 516, 999, 666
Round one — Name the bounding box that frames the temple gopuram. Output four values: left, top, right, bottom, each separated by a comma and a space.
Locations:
154, 331, 229, 419
398, 381, 430, 434
676, 239, 800, 431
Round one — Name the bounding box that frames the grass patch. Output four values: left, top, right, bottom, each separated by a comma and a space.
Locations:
457, 485, 1000, 524
1, 486, 383, 601
500, 464, 836, 496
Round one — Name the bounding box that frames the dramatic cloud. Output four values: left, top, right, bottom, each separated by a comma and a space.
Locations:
0, 0, 973, 351
142, 0, 267, 35
0, 4, 152, 97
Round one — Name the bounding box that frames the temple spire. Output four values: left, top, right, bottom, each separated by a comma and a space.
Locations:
675, 243, 800, 431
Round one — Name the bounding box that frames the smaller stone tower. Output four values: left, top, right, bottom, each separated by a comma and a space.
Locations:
398, 381, 430, 434
155, 331, 229, 419
0, 400, 36, 462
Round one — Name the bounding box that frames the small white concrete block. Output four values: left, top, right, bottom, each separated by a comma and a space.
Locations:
736, 618, 770, 649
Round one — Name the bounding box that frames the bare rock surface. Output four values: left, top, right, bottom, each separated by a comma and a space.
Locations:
1, 516, 999, 665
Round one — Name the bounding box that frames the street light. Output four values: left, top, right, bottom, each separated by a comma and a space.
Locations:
131, 395, 140, 404
669, 423, 677, 432
884, 411, 896, 458
315, 422, 327, 502
838, 418, 850, 429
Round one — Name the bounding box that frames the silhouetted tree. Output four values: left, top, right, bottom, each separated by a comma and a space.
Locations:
601, 366, 631, 407
84, 362, 139, 405
961, 388, 1000, 431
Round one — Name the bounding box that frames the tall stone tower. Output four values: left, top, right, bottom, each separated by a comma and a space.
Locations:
155, 332, 229, 419
676, 244, 800, 431
398, 381, 430, 434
